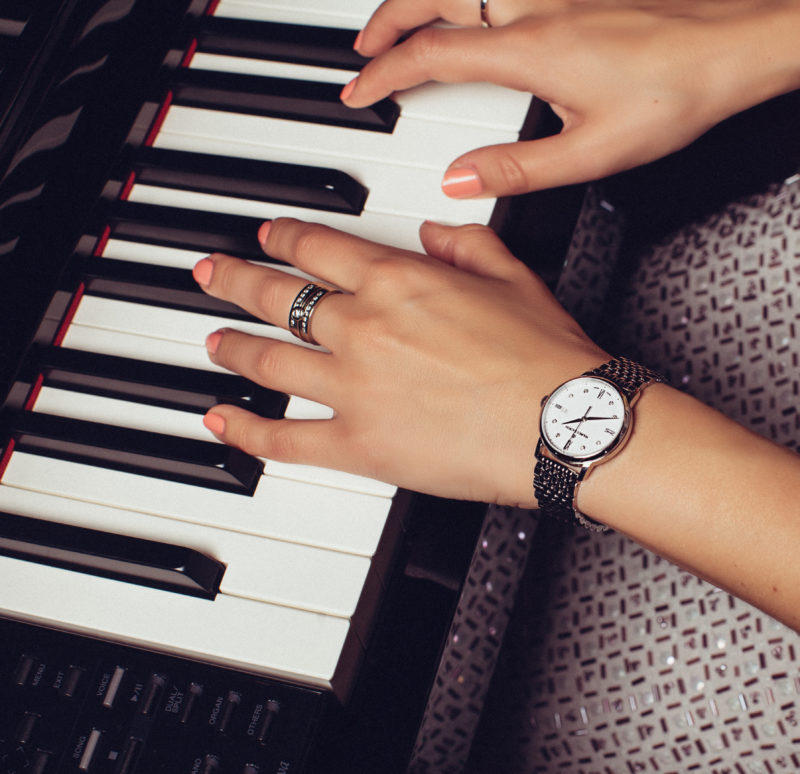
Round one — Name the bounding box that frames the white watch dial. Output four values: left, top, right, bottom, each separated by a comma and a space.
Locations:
540, 376, 628, 461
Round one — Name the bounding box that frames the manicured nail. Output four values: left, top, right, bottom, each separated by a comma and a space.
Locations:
193, 257, 214, 286
203, 412, 226, 436
441, 166, 484, 198
340, 77, 357, 102
205, 330, 223, 354
353, 30, 364, 52
258, 220, 272, 246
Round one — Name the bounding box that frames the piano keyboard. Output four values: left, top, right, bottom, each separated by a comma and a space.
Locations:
0, 0, 535, 763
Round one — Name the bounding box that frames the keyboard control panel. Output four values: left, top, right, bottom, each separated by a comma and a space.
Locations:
0, 617, 324, 773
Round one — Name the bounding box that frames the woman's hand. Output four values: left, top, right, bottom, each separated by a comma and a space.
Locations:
345, 0, 800, 197
193, 218, 607, 507
354, 0, 539, 52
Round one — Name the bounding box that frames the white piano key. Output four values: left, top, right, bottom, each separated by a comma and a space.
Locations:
62, 322, 334, 419
0, 554, 361, 696
126, 182, 429, 250
63, 323, 226, 372
72, 294, 293, 348
214, 0, 382, 29
102, 239, 208, 269
156, 105, 517, 174
32, 386, 213, 443
31, 385, 394, 497
284, 394, 333, 419
256, 461, 395, 497
147, 138, 493, 226
191, 52, 355, 85
101, 240, 315, 280
3, 452, 398, 558
0, 485, 379, 624
188, 53, 532, 132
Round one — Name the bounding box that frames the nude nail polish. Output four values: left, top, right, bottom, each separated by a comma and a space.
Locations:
258, 220, 272, 245
353, 30, 364, 52
203, 412, 226, 435
340, 77, 357, 102
205, 330, 223, 354
441, 167, 484, 198
193, 257, 214, 286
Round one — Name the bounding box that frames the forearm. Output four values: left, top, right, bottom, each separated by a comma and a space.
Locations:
580, 384, 800, 630
712, 0, 800, 120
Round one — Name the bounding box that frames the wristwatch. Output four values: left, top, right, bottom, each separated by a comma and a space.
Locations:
533, 357, 664, 531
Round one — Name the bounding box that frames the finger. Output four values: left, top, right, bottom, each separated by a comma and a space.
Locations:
259, 218, 406, 291
419, 221, 528, 280
194, 253, 346, 347
203, 406, 341, 469
205, 328, 337, 406
441, 119, 648, 197
343, 26, 530, 109
358, 0, 482, 57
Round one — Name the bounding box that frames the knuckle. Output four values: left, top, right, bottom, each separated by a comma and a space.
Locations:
253, 274, 283, 320
212, 258, 238, 298
494, 151, 533, 194
266, 423, 300, 462
253, 342, 282, 382
231, 417, 269, 459
406, 27, 447, 69
292, 223, 331, 265
367, 254, 422, 290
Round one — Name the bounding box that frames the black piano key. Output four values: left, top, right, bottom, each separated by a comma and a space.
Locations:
0, 510, 225, 599
94, 200, 268, 261
0, 0, 28, 35
0, 0, 36, 21
38, 346, 289, 417
77, 254, 258, 320
115, 146, 367, 215
8, 411, 263, 495
170, 66, 399, 133
193, 15, 366, 72
0, 23, 23, 40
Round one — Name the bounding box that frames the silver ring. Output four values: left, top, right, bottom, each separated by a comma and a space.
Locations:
480, 0, 491, 27
288, 283, 341, 345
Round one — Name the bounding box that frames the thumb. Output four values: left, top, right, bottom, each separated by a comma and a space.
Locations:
419, 221, 529, 280
441, 120, 639, 197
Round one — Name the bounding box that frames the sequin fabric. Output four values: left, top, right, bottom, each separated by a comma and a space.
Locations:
466, 172, 800, 773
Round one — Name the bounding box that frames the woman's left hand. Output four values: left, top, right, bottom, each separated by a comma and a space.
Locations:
193, 218, 607, 507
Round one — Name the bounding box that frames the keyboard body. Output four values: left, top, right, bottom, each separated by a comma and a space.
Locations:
0, 0, 552, 770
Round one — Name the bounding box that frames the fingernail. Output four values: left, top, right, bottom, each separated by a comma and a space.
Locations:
340, 77, 357, 102
205, 330, 223, 354
193, 257, 214, 286
258, 220, 272, 246
441, 166, 484, 198
353, 30, 363, 52
203, 412, 226, 435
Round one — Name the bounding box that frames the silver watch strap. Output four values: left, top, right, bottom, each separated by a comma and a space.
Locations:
587, 357, 663, 399
533, 449, 607, 531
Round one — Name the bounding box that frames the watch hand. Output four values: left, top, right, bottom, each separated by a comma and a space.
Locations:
563, 405, 594, 426
582, 416, 618, 421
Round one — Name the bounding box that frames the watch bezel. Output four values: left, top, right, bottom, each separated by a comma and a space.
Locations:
539, 375, 633, 467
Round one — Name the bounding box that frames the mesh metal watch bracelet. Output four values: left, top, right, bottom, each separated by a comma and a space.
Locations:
533, 357, 664, 531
